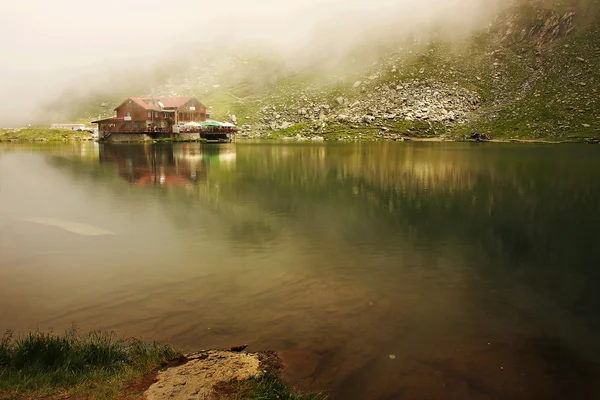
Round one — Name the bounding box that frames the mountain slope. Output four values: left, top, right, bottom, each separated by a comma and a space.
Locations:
49, 0, 600, 141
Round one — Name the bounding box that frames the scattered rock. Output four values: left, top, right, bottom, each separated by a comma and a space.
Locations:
230, 345, 248, 352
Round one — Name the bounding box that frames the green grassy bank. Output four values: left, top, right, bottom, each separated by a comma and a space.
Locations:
0, 128, 93, 143
0, 329, 324, 400
0, 329, 177, 399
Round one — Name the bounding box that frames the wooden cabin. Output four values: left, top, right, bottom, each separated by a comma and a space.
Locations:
93, 97, 210, 141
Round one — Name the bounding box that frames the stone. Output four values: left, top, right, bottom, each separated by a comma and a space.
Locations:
353, 81, 362, 88
145, 351, 260, 400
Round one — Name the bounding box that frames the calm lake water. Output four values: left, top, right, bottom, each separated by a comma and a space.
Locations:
1, 141, 600, 399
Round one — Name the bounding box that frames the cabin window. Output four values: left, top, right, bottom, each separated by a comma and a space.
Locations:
147, 112, 151, 118
164, 112, 168, 118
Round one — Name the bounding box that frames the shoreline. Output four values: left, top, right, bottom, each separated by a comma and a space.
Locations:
2, 136, 599, 145
2, 126, 598, 145
0, 329, 322, 400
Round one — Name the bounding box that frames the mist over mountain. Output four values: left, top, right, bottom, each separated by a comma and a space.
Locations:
2, 0, 599, 140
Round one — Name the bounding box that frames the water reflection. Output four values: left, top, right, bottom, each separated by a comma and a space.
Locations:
1, 142, 600, 400
98, 143, 236, 186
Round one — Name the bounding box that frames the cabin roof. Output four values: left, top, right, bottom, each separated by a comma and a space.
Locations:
114, 97, 205, 111
159, 97, 193, 108
91, 117, 124, 124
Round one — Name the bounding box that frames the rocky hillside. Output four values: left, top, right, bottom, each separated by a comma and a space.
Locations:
51, 0, 600, 141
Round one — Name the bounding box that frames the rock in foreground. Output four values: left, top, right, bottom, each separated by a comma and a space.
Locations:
145, 350, 261, 400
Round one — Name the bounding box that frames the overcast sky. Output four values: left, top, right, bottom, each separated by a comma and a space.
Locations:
0, 0, 508, 126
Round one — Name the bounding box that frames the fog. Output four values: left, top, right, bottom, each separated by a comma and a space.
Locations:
0, 0, 512, 127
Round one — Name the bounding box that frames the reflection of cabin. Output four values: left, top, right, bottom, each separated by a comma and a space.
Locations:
92, 97, 210, 142
99, 144, 208, 186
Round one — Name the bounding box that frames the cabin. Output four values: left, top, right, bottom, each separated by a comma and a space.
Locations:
92, 97, 210, 141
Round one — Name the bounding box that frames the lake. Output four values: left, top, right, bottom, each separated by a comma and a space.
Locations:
1, 141, 599, 399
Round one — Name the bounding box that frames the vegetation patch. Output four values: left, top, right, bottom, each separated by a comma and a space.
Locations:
215, 373, 326, 400
213, 350, 326, 400
0, 328, 178, 400
0, 128, 92, 143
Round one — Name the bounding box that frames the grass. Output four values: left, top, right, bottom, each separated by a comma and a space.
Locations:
265, 119, 442, 141
0, 328, 178, 400
0, 128, 92, 143
0, 329, 324, 400
216, 373, 327, 400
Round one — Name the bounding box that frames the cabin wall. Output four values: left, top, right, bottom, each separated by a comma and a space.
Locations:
149, 111, 174, 122
105, 133, 152, 143
176, 132, 200, 140
116, 100, 148, 120
177, 99, 208, 122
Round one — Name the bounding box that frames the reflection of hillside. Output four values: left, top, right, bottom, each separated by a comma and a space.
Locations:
99, 143, 236, 186
218, 144, 600, 303
235, 144, 490, 192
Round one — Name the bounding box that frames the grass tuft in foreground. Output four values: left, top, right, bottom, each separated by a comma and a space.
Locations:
215, 373, 327, 400
0, 328, 178, 399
